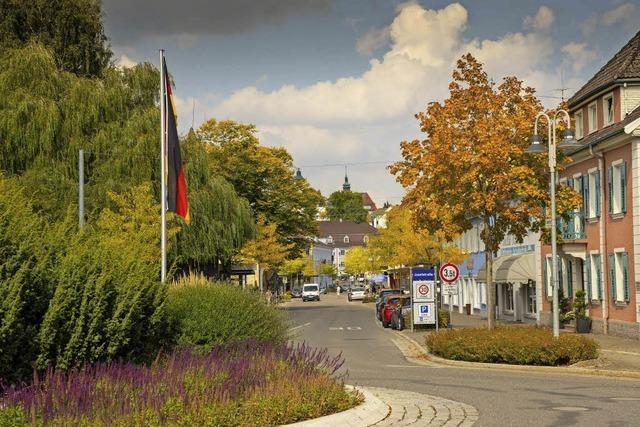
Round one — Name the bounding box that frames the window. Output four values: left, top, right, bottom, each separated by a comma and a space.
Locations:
363, 235, 369, 244
343, 235, 350, 244
572, 176, 583, 236
327, 235, 333, 244
588, 102, 597, 133
575, 111, 584, 139
604, 93, 614, 126
585, 169, 601, 219
608, 251, 630, 303
585, 253, 603, 301
608, 160, 627, 215
526, 282, 537, 314
339, 249, 345, 256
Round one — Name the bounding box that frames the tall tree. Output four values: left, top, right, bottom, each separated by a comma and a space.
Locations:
390, 54, 578, 329
197, 119, 323, 252
326, 191, 368, 223
0, 0, 112, 77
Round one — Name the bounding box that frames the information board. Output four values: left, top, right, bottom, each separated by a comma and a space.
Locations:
413, 302, 436, 324
412, 268, 435, 302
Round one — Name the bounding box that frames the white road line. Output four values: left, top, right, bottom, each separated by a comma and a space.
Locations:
601, 349, 640, 356
288, 322, 311, 332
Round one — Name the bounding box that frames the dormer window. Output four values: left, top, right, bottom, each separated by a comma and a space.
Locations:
363, 235, 369, 244
588, 102, 597, 134
604, 93, 614, 126
344, 236, 349, 244
327, 235, 333, 244
575, 111, 583, 139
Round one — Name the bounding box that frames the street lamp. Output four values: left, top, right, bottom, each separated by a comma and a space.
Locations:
525, 110, 583, 337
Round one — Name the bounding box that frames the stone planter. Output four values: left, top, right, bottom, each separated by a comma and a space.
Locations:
575, 317, 592, 334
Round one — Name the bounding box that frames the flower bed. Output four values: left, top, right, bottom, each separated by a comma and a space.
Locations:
426, 327, 598, 366
0, 341, 361, 426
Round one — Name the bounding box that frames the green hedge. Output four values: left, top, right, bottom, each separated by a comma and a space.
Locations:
166, 276, 289, 351
426, 326, 599, 366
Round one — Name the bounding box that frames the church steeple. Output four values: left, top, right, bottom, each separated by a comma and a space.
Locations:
342, 166, 351, 191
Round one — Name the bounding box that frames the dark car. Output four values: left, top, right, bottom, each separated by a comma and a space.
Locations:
291, 287, 302, 298
381, 295, 403, 328
390, 296, 412, 330
376, 290, 402, 320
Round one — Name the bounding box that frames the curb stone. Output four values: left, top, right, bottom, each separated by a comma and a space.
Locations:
396, 330, 640, 381
282, 386, 389, 427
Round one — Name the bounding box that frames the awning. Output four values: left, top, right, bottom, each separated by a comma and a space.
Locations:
476, 252, 535, 283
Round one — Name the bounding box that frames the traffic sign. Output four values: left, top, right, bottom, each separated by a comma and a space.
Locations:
412, 268, 435, 302
413, 302, 435, 324
439, 263, 460, 284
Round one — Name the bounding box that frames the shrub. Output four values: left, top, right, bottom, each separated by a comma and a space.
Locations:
438, 310, 450, 328
362, 295, 376, 303
0, 341, 361, 426
426, 326, 599, 366
166, 276, 289, 350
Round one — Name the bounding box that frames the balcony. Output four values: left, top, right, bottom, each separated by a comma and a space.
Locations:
558, 212, 585, 241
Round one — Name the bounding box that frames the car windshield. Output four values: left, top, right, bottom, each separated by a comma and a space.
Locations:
352, 287, 364, 292
303, 285, 318, 292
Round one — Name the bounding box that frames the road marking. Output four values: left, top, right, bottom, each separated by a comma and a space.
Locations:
288, 322, 311, 332
346, 326, 362, 330
329, 326, 362, 331
329, 327, 344, 330
601, 349, 640, 356
611, 397, 640, 401
552, 407, 589, 412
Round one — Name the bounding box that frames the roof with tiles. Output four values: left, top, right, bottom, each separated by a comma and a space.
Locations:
568, 31, 640, 107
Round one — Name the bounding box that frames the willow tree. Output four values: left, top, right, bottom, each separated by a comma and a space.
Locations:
390, 55, 578, 329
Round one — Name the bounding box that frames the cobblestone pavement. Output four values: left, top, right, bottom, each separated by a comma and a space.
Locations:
366, 386, 478, 427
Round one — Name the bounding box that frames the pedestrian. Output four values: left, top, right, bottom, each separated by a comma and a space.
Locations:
337, 284, 341, 295
265, 289, 273, 304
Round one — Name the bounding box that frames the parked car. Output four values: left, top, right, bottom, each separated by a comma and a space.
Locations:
291, 287, 302, 298
390, 296, 412, 330
381, 295, 403, 328
301, 284, 320, 302
319, 283, 327, 294
348, 287, 366, 301
375, 290, 402, 320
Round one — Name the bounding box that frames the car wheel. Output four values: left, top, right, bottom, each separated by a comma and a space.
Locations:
348, 296, 351, 302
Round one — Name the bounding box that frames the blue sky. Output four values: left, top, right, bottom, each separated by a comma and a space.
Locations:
104, 0, 640, 205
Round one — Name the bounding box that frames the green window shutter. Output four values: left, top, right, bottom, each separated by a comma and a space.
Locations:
609, 253, 617, 302
567, 177, 574, 189
608, 166, 614, 214
585, 256, 592, 300
582, 174, 589, 218
595, 170, 601, 217
567, 259, 573, 298
622, 252, 629, 302
621, 161, 627, 213
595, 254, 603, 300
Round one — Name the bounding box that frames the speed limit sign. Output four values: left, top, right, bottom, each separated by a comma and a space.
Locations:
439, 263, 460, 284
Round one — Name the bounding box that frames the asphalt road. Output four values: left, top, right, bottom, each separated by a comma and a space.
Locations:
285, 293, 640, 427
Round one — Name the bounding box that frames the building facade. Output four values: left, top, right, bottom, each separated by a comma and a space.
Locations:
539, 31, 640, 338
317, 220, 378, 276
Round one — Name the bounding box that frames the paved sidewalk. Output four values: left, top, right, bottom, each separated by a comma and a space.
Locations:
404, 311, 640, 374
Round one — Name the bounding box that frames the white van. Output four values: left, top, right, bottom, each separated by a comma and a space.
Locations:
302, 284, 320, 302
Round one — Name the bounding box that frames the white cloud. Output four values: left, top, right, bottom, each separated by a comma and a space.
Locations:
580, 15, 598, 38
356, 26, 390, 56
561, 42, 598, 73
116, 54, 137, 68
523, 5, 555, 31
602, 3, 636, 26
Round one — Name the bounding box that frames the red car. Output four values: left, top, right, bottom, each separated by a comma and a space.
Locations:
381, 295, 403, 328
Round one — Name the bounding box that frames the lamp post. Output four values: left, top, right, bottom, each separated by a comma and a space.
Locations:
525, 109, 582, 337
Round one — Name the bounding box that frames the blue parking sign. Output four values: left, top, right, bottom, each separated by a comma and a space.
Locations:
420, 305, 429, 314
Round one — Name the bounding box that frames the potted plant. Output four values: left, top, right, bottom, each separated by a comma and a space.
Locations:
573, 289, 591, 333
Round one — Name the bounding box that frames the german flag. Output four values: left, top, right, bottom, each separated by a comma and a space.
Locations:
163, 58, 190, 223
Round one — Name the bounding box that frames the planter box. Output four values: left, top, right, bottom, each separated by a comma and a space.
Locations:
575, 318, 592, 334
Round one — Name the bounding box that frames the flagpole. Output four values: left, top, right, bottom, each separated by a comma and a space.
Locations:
160, 49, 167, 283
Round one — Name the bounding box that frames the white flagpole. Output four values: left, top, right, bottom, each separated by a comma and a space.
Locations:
160, 49, 167, 282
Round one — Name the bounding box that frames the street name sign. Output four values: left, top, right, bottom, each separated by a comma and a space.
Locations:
412, 268, 435, 302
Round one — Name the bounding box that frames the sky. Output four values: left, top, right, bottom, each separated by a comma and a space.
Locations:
103, 0, 640, 206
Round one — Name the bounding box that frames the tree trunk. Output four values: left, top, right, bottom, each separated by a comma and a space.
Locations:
486, 250, 495, 330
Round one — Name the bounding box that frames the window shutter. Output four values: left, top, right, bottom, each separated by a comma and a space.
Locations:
595, 170, 601, 217
608, 166, 613, 214
622, 252, 629, 302
567, 259, 573, 298
558, 257, 563, 292
621, 161, 627, 213
609, 253, 617, 302
582, 174, 589, 218
585, 256, 592, 300
544, 258, 550, 297
595, 254, 603, 300
567, 178, 574, 191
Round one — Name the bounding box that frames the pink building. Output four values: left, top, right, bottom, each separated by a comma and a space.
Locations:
540, 31, 640, 338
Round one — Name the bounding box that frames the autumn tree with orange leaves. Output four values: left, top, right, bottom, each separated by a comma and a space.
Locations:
390, 54, 579, 330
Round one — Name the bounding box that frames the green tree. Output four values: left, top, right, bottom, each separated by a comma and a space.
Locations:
0, 0, 112, 77
326, 191, 368, 223
344, 246, 379, 276
197, 119, 323, 252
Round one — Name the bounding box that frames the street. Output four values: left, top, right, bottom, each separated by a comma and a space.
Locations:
286, 294, 640, 427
